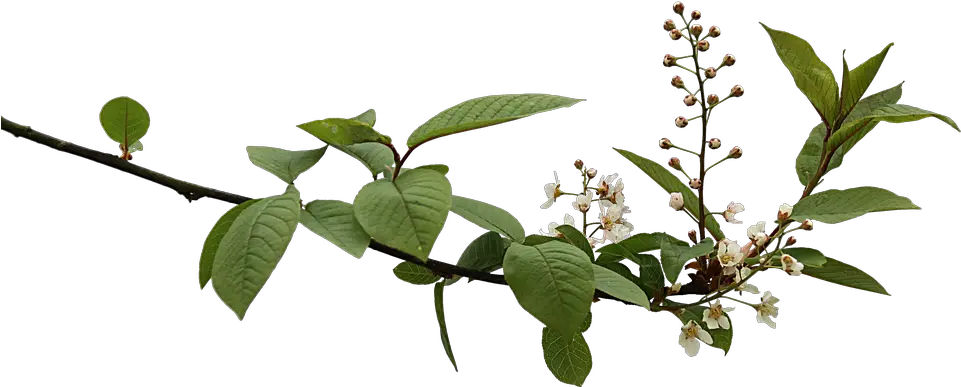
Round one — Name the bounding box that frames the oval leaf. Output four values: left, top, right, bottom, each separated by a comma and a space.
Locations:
450, 195, 525, 242
827, 103, 959, 152
592, 264, 649, 309
791, 186, 919, 224
212, 187, 301, 320
246, 145, 328, 184
433, 283, 458, 371
553, 225, 594, 261
406, 94, 583, 148
392, 262, 440, 285
351, 108, 376, 126
354, 169, 452, 261
445, 231, 507, 285
99, 96, 150, 147
662, 238, 714, 285
542, 327, 592, 387
300, 200, 370, 258
747, 247, 827, 268
802, 257, 889, 295
199, 199, 261, 289
297, 118, 391, 147
760, 23, 840, 126
503, 241, 594, 338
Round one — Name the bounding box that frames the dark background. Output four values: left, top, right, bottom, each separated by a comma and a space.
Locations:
0, 1, 944, 385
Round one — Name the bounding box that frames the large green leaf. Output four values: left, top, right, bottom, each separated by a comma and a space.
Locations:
406, 94, 583, 148
802, 257, 889, 295
246, 146, 327, 184
595, 232, 687, 257
554, 225, 594, 262
450, 195, 525, 242
746, 247, 827, 268
99, 96, 150, 147
297, 118, 391, 147
667, 301, 733, 355
299, 200, 370, 258
353, 169, 452, 261
393, 262, 440, 285
542, 327, 592, 387
614, 149, 725, 240
199, 199, 261, 289
212, 186, 301, 320
837, 44, 893, 127
791, 187, 919, 224
445, 231, 507, 285
636, 254, 665, 300
827, 103, 959, 152
434, 283, 458, 371
503, 241, 594, 339
592, 264, 649, 309
662, 238, 714, 285
336, 143, 395, 178
760, 23, 839, 126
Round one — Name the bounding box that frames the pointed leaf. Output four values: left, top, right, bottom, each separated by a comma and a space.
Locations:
433, 283, 458, 371
666, 300, 733, 354
406, 94, 583, 148
450, 195, 525, 242
246, 145, 327, 184
614, 149, 725, 240
592, 264, 649, 309
351, 109, 376, 126
503, 241, 594, 339
445, 231, 507, 285
837, 44, 894, 126
353, 169, 452, 261
335, 142, 395, 177
554, 225, 594, 262
299, 200, 370, 258
802, 257, 889, 295
636, 254, 665, 300
524, 234, 565, 246
542, 327, 592, 387
297, 118, 391, 147
661, 238, 713, 285
747, 247, 827, 268
827, 103, 959, 152
791, 187, 919, 224
199, 199, 261, 289
416, 164, 449, 175
393, 262, 440, 285
212, 187, 301, 320
596, 232, 687, 257
760, 23, 839, 126
99, 96, 150, 147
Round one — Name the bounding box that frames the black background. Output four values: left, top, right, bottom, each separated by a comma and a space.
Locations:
0, 1, 961, 385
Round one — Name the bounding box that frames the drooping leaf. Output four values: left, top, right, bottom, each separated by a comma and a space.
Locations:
614, 149, 725, 240
445, 231, 507, 285
433, 283, 458, 371
791, 187, 919, 224
666, 300, 733, 355
297, 118, 391, 147
246, 145, 328, 184
450, 195, 525, 242
542, 327, 592, 387
353, 169, 452, 261
199, 199, 261, 289
827, 103, 959, 152
746, 247, 827, 268
503, 241, 594, 339
393, 262, 440, 285
99, 96, 150, 147
802, 257, 889, 295
337, 142, 395, 178
406, 94, 583, 148
837, 44, 894, 126
212, 186, 301, 320
299, 200, 370, 258
760, 23, 839, 126
554, 225, 594, 262
592, 264, 649, 309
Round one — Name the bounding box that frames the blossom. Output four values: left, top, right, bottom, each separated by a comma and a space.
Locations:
587, 237, 601, 248
599, 203, 634, 243
702, 300, 734, 330
747, 221, 768, 245
735, 267, 759, 294
723, 202, 744, 224
669, 192, 684, 211
781, 254, 804, 276
777, 203, 793, 222
572, 191, 593, 213
716, 239, 743, 272
540, 171, 562, 209
678, 321, 713, 357
540, 214, 575, 237
596, 174, 624, 205
756, 291, 780, 329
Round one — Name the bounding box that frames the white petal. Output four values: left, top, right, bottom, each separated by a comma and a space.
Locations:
696, 328, 713, 344
742, 284, 760, 294
684, 338, 700, 357
540, 199, 553, 209
564, 213, 575, 226
705, 318, 719, 330
718, 316, 730, 330
543, 183, 556, 198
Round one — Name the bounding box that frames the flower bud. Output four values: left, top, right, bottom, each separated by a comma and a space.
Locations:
669, 157, 682, 170
777, 204, 793, 223
689, 178, 702, 189
673, 1, 685, 15
690, 10, 701, 20
709, 26, 721, 38
785, 236, 797, 246
704, 67, 717, 78
664, 19, 676, 31
728, 146, 743, 159
587, 168, 597, 179
659, 138, 674, 149
707, 94, 719, 106
669, 29, 683, 40
663, 54, 677, 67
683, 94, 697, 106
723, 54, 736, 66
697, 40, 710, 52
671, 75, 685, 88
574, 159, 584, 169
708, 138, 721, 149
691, 24, 703, 37
669, 192, 685, 211
800, 219, 814, 231
675, 116, 688, 128
730, 84, 744, 97
688, 230, 698, 244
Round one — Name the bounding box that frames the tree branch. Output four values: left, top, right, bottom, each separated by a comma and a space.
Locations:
1, 116, 641, 304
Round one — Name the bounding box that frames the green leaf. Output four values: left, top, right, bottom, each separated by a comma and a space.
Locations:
592, 264, 649, 309
636, 254, 665, 300
246, 146, 328, 184
199, 199, 261, 289
299, 200, 370, 258
579, 312, 592, 333
393, 262, 440, 285
747, 247, 827, 268
667, 301, 733, 355
406, 94, 583, 148
297, 118, 391, 147
554, 225, 594, 262
336, 142, 395, 177
211, 187, 301, 320
760, 23, 839, 126
791, 187, 919, 224
542, 327, 592, 387
416, 164, 449, 175
827, 103, 959, 152
445, 231, 507, 285
128, 140, 143, 153
433, 283, 458, 371
99, 96, 150, 148
351, 108, 376, 126
353, 169, 452, 261
837, 44, 893, 127
523, 234, 564, 246
504, 241, 594, 339
662, 238, 714, 284
802, 257, 889, 295
596, 232, 687, 257
449, 195, 525, 242
614, 149, 725, 240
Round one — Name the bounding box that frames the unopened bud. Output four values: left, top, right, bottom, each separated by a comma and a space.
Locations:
708, 138, 721, 149
675, 116, 688, 128
723, 54, 736, 67
709, 26, 721, 38
731, 84, 744, 97
683, 94, 697, 106
688, 230, 698, 244
669, 192, 685, 211
671, 75, 685, 88
659, 138, 674, 149
800, 219, 814, 231
689, 178, 702, 189
663, 54, 677, 67
690, 10, 701, 20
729, 146, 743, 159
691, 24, 703, 38
673, 1, 685, 15
669, 157, 681, 170
704, 67, 717, 78
587, 168, 597, 179
697, 40, 710, 52
785, 236, 797, 246
669, 29, 684, 40
777, 204, 793, 223
574, 159, 584, 169
707, 94, 720, 106
664, 19, 676, 31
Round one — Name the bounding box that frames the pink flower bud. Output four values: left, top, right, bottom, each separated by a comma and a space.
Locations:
707, 94, 719, 106
704, 67, 717, 78
688, 230, 698, 244
660, 138, 674, 149
669, 29, 683, 40
664, 19, 677, 31
785, 236, 797, 246
691, 24, 703, 38
675, 116, 688, 128
673, 2, 685, 15
800, 219, 814, 231
669, 157, 682, 170
587, 168, 597, 179
723, 54, 736, 66
690, 10, 701, 20
709, 26, 721, 38
729, 146, 743, 159
689, 178, 702, 189
671, 75, 685, 88
574, 159, 584, 169
697, 40, 710, 52
683, 94, 697, 106
708, 138, 721, 149
731, 84, 744, 97
663, 54, 677, 67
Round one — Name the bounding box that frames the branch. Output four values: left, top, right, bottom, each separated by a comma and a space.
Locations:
1, 117, 636, 304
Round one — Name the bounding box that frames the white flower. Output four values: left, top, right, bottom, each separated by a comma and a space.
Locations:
723, 202, 744, 224
778, 203, 793, 222
540, 171, 562, 209
716, 239, 743, 270
596, 174, 623, 203
702, 300, 734, 330
599, 203, 633, 243
587, 237, 601, 248
781, 254, 804, 276
678, 321, 714, 357
572, 191, 593, 213
735, 267, 759, 294
669, 192, 684, 211
756, 291, 780, 329
747, 221, 768, 245
540, 213, 576, 236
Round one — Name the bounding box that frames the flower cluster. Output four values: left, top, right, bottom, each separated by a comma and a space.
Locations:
539, 160, 633, 247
